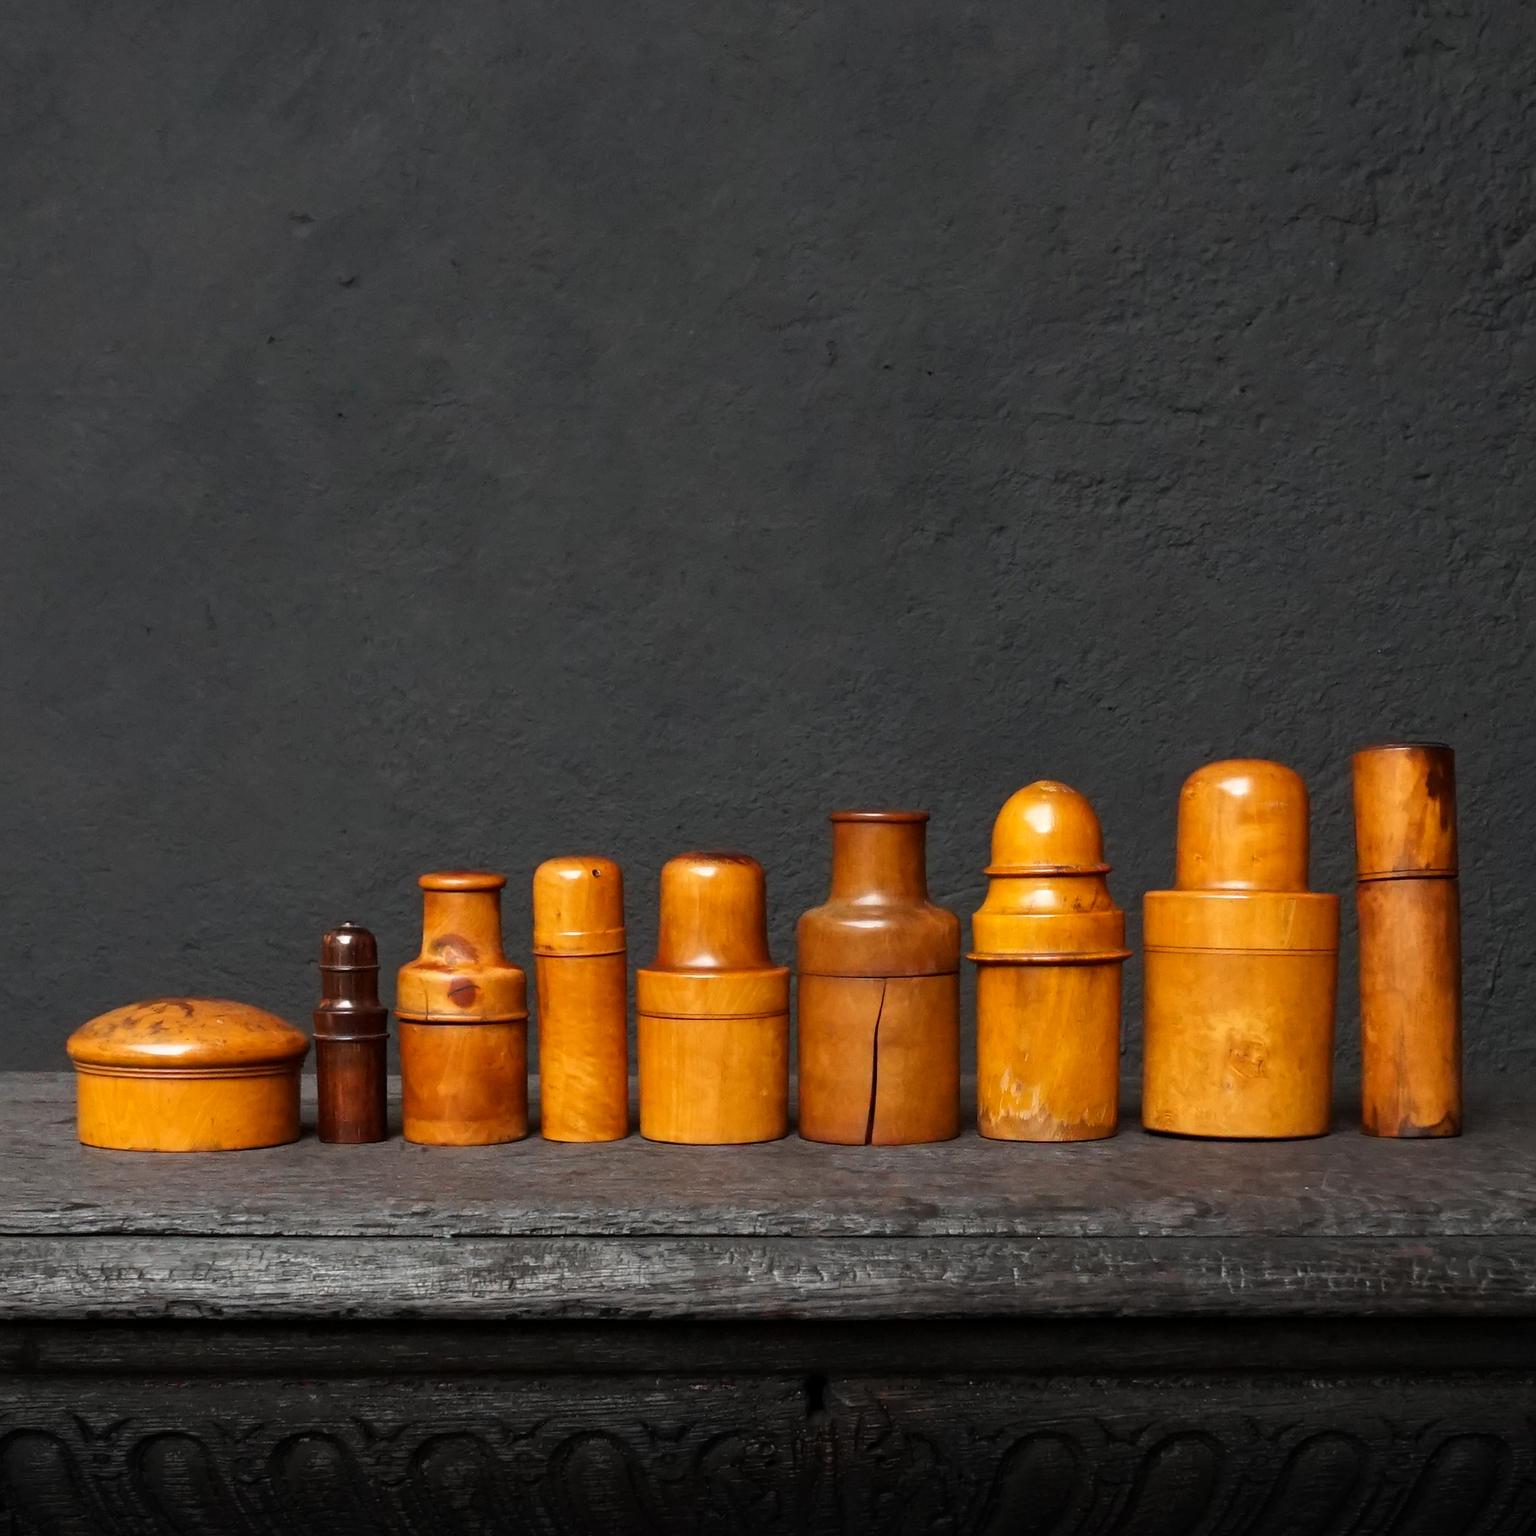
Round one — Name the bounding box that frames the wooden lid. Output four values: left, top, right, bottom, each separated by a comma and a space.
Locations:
986, 781, 1110, 874
651, 852, 774, 970
1352, 742, 1457, 879
797, 812, 960, 978
397, 870, 526, 1023
1174, 759, 1311, 892
638, 852, 788, 1018
532, 856, 626, 956
67, 999, 309, 1074
971, 782, 1126, 962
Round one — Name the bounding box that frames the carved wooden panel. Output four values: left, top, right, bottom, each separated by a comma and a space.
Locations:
1, 1369, 1533, 1534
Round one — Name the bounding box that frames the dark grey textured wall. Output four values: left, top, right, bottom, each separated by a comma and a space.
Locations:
3, 1, 1532, 1077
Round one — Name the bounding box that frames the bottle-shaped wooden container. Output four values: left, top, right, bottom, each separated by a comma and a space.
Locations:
972, 782, 1128, 1141
66, 999, 309, 1152
796, 811, 959, 1145
637, 852, 789, 1144
1142, 760, 1339, 1139
532, 856, 629, 1142
397, 871, 528, 1145
1353, 742, 1462, 1137
314, 923, 389, 1144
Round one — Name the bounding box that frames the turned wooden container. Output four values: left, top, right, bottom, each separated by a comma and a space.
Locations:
637, 852, 789, 1145
397, 871, 528, 1146
796, 811, 959, 1145
972, 782, 1128, 1142
66, 999, 309, 1152
1353, 742, 1462, 1138
532, 856, 629, 1142
314, 923, 389, 1144
1142, 760, 1339, 1140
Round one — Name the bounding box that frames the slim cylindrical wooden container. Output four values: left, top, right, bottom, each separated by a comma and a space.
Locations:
1353, 742, 1462, 1138
314, 923, 389, 1144
397, 871, 528, 1146
1142, 760, 1339, 1139
972, 782, 1128, 1142
533, 855, 629, 1142
637, 852, 789, 1144
66, 999, 309, 1152
796, 811, 959, 1145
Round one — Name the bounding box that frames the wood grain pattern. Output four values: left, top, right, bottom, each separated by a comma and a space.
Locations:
1143, 761, 1339, 1139
65, 999, 308, 1152
397, 871, 528, 1145
972, 782, 1127, 1142
637, 853, 789, 1144
796, 811, 960, 1145
3, 1078, 1536, 1322
1354, 743, 1463, 1139
532, 856, 630, 1142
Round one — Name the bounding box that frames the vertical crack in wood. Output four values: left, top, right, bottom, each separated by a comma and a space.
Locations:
864, 981, 887, 1145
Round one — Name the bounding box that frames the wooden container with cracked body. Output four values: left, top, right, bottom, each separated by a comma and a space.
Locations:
66, 998, 309, 1152
796, 811, 959, 1145
972, 782, 1128, 1142
533, 856, 629, 1142
1142, 760, 1339, 1140
314, 923, 389, 1144
637, 852, 789, 1144
1353, 742, 1462, 1138
397, 871, 528, 1146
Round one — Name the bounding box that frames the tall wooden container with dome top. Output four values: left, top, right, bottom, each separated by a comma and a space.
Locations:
971, 782, 1129, 1142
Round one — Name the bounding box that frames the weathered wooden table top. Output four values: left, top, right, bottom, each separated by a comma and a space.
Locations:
2, 1074, 1531, 1321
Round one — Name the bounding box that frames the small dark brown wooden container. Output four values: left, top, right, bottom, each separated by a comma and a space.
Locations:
314, 923, 389, 1144
1353, 742, 1462, 1138
796, 811, 960, 1145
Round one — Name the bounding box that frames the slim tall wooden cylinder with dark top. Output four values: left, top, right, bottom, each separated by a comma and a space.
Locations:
637, 852, 789, 1145
1353, 742, 1462, 1138
796, 812, 960, 1145
972, 782, 1128, 1142
314, 923, 389, 1144
397, 871, 529, 1146
532, 856, 629, 1142
1142, 760, 1339, 1140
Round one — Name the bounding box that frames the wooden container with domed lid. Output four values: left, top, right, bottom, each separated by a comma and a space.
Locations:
1142, 759, 1339, 1139
971, 781, 1128, 1142
66, 998, 309, 1151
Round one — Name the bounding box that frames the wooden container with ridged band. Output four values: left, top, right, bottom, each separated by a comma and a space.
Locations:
532, 856, 629, 1142
637, 852, 789, 1144
314, 923, 389, 1144
971, 782, 1128, 1142
1353, 742, 1462, 1138
397, 871, 528, 1146
797, 811, 960, 1145
66, 998, 309, 1152
1142, 760, 1339, 1140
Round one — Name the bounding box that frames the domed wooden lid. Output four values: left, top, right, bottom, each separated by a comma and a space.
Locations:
67, 998, 310, 1073
652, 852, 774, 971
987, 781, 1109, 874
1174, 759, 1311, 892
532, 856, 626, 956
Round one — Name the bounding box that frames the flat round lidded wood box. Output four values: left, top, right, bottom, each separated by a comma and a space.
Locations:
66, 998, 310, 1151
